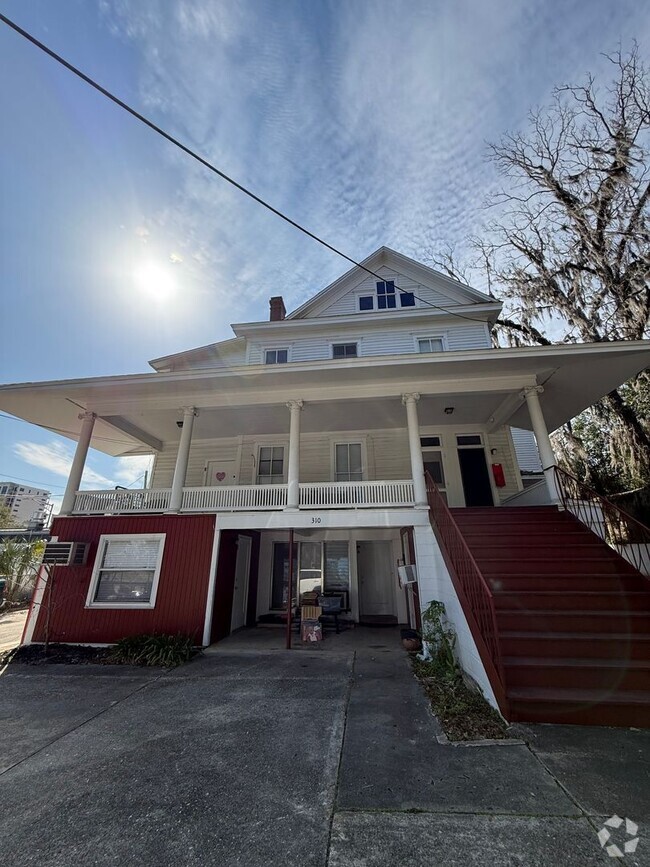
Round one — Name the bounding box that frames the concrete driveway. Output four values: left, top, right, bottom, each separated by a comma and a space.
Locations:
0, 642, 648, 866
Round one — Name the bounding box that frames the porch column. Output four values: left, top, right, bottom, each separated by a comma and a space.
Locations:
286, 400, 304, 510
60, 412, 96, 516
402, 393, 427, 508
521, 386, 559, 503
168, 407, 197, 513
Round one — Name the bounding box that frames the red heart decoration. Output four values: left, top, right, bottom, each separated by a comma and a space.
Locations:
216, 472, 226, 482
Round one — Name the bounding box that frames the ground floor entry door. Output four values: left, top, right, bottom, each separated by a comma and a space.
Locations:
357, 541, 395, 618
230, 535, 251, 632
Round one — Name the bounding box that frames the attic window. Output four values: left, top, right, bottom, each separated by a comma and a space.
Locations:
332, 343, 358, 359
359, 296, 374, 311
377, 281, 396, 309
265, 349, 288, 364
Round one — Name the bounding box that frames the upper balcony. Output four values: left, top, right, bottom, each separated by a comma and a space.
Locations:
71, 479, 416, 515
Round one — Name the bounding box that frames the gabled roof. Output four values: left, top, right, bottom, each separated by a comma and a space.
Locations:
149, 336, 245, 372
286, 246, 497, 319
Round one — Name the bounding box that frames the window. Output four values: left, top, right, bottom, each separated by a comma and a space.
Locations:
335, 443, 363, 481
376, 280, 396, 309
359, 295, 374, 311
457, 435, 483, 446
86, 534, 165, 608
324, 541, 350, 595
418, 337, 444, 353
332, 343, 358, 359
257, 446, 284, 483
400, 291, 415, 307
265, 348, 288, 364
420, 436, 441, 448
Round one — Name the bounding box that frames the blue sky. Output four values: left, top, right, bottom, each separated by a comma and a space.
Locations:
0, 0, 648, 514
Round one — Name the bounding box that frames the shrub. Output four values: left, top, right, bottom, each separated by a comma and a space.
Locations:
110, 633, 196, 667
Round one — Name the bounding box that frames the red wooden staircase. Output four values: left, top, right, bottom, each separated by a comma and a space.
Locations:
451, 506, 650, 727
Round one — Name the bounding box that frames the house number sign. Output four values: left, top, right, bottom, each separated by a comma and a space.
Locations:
311, 517, 322, 524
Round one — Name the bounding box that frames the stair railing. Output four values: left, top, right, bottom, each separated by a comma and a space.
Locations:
552, 465, 650, 578
425, 472, 508, 711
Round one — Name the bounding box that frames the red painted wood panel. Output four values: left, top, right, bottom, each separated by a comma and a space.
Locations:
33, 515, 216, 644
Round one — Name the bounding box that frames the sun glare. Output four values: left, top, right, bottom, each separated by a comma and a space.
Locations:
133, 261, 175, 301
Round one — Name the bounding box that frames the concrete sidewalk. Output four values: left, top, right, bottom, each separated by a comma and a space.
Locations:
0, 608, 28, 653
0, 641, 647, 866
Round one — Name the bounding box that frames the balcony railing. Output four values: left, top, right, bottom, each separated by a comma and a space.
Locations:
71, 479, 415, 515
299, 480, 414, 508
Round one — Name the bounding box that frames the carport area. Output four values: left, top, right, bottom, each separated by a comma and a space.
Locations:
0, 647, 648, 866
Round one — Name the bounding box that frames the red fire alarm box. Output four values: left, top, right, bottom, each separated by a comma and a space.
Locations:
492, 463, 506, 487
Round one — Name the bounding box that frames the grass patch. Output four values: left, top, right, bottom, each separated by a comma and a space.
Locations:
412, 657, 508, 742
109, 633, 196, 667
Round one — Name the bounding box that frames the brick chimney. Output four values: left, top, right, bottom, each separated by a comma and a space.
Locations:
269, 296, 286, 321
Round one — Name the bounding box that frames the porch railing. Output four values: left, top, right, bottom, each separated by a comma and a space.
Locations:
182, 484, 287, 512
299, 480, 415, 508
73, 488, 172, 514
553, 465, 650, 577
425, 472, 507, 712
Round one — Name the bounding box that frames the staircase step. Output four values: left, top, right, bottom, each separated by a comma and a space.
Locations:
503, 657, 650, 691
507, 686, 650, 727
488, 575, 645, 592
461, 534, 606, 548
497, 610, 650, 634
500, 631, 650, 660
494, 590, 650, 611
479, 556, 639, 576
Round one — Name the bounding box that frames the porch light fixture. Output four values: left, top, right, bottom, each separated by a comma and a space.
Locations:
444, 406, 454, 415
176, 420, 184, 428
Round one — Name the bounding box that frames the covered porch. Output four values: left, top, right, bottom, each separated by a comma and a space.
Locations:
0, 340, 647, 519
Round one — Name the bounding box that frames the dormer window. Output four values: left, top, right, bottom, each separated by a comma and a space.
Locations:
265, 348, 288, 364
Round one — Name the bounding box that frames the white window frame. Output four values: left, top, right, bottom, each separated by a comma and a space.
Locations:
263, 346, 291, 365
85, 533, 166, 610
255, 443, 287, 484
413, 333, 448, 353
331, 439, 367, 482
331, 341, 359, 359
356, 292, 375, 312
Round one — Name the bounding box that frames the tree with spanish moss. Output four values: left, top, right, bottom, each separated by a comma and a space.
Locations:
429, 47, 650, 492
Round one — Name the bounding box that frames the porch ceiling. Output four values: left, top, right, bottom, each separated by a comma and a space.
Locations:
0, 341, 647, 456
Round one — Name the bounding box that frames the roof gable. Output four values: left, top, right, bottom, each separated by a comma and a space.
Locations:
287, 247, 497, 319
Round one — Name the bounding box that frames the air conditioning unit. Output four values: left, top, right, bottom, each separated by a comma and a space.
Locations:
42, 541, 90, 566
398, 564, 418, 587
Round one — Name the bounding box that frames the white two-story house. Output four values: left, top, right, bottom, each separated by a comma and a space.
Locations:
2, 247, 649, 726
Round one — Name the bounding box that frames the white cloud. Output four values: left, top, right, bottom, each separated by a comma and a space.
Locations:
114, 455, 154, 487
98, 0, 650, 323
13, 441, 115, 489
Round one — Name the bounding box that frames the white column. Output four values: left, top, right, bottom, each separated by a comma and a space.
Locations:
521, 386, 559, 503
168, 407, 197, 513
403, 393, 428, 508
60, 412, 96, 516
286, 400, 303, 510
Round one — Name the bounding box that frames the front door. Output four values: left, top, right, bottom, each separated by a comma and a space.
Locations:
230, 535, 251, 632
457, 447, 493, 507
206, 460, 238, 487
357, 541, 394, 618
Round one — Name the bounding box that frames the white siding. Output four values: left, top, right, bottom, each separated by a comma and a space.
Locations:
247, 323, 490, 365
511, 428, 543, 472
319, 266, 463, 316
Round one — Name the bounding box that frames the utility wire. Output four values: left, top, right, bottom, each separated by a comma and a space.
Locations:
0, 12, 495, 326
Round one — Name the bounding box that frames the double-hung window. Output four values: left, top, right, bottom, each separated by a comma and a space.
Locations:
418, 337, 445, 353
335, 443, 363, 481
265, 348, 288, 364
86, 534, 165, 608
376, 280, 396, 309
257, 446, 285, 484
332, 343, 357, 359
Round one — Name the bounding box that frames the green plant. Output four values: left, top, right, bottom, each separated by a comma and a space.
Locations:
419, 600, 458, 680
0, 539, 44, 604
110, 633, 196, 667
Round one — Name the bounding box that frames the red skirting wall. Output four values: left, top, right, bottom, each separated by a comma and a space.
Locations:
32, 514, 216, 644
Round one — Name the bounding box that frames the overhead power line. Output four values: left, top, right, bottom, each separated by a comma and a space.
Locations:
0, 12, 494, 326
